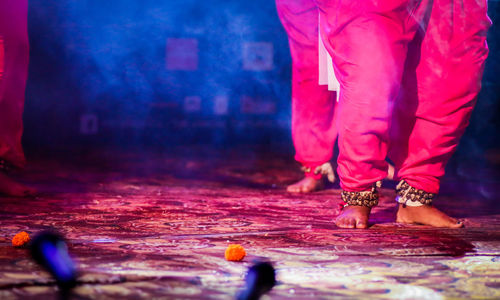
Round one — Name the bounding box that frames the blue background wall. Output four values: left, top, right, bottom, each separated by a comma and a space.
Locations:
23, 0, 500, 161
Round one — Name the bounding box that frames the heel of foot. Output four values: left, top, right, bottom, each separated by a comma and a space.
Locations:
396, 204, 463, 228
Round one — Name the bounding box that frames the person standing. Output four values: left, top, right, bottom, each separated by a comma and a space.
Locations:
276, 0, 395, 194
314, 0, 491, 228
276, 0, 338, 193
0, 0, 35, 196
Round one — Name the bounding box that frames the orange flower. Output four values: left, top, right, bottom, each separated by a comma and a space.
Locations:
12, 231, 30, 247
225, 244, 246, 261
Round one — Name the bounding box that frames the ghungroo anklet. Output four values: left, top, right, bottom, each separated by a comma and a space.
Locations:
301, 162, 335, 182
0, 159, 12, 172
341, 181, 381, 208
395, 180, 434, 207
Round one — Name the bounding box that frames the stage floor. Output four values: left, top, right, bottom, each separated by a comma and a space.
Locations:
1, 148, 499, 299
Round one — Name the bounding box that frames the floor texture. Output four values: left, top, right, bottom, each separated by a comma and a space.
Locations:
0, 148, 499, 299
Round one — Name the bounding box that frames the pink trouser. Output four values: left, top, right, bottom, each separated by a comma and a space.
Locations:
0, 0, 29, 168
276, 0, 338, 173
279, 0, 490, 193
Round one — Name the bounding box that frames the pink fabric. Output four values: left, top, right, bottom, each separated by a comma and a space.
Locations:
315, 0, 490, 193
0, 38, 4, 81
0, 0, 29, 168
276, 0, 338, 168
389, 0, 491, 193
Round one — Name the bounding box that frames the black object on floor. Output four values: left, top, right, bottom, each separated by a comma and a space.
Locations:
30, 231, 77, 291
237, 261, 276, 300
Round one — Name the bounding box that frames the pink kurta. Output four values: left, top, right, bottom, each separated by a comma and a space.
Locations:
0, 0, 29, 168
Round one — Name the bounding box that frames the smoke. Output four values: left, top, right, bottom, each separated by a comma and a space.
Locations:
23, 0, 292, 149
22, 0, 500, 168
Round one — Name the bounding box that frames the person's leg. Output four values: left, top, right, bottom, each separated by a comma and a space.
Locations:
391, 0, 490, 227
0, 0, 35, 197
0, 0, 29, 168
0, 38, 3, 81
276, 0, 337, 193
317, 0, 416, 228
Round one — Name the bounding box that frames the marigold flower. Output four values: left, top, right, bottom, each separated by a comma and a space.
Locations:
12, 231, 30, 247
225, 244, 246, 261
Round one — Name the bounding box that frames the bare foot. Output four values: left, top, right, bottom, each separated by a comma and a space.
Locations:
0, 172, 36, 197
335, 206, 371, 229
287, 177, 324, 193
396, 204, 463, 228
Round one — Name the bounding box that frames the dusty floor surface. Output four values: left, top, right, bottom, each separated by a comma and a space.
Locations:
0, 147, 499, 299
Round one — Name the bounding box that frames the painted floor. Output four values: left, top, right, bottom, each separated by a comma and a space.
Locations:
0, 148, 499, 299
